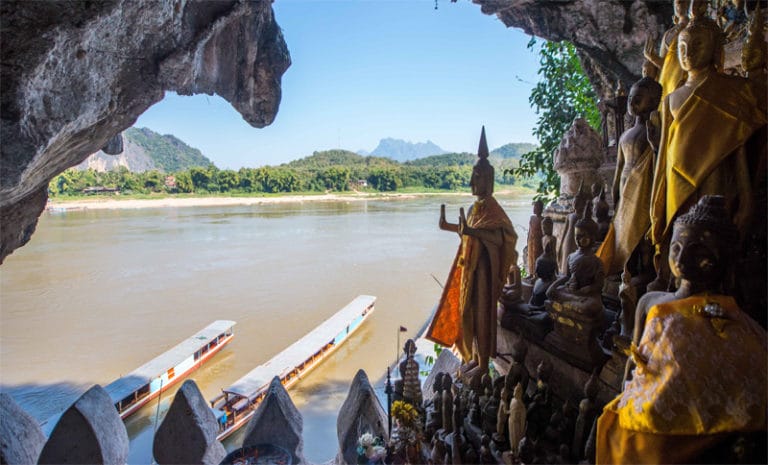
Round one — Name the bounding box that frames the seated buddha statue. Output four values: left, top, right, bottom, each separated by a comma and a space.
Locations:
545, 210, 607, 369
499, 263, 524, 310
529, 240, 557, 312
597, 195, 767, 465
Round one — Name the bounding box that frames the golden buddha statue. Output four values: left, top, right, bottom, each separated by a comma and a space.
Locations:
643, 0, 689, 100
597, 196, 767, 464
598, 77, 661, 279
426, 127, 518, 381
648, 16, 766, 290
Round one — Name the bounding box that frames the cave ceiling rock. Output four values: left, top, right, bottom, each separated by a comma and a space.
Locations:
0, 0, 291, 263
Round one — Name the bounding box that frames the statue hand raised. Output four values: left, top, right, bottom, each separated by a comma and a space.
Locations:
458, 207, 467, 236
439, 204, 447, 229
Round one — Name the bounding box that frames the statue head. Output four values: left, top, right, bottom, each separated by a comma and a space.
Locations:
628, 77, 662, 118
471, 127, 495, 198
641, 59, 659, 80
574, 205, 599, 250
433, 372, 445, 393
533, 199, 544, 215
403, 338, 416, 357
541, 216, 553, 236
669, 195, 737, 289
688, 0, 709, 19
674, 0, 691, 22
679, 13, 724, 72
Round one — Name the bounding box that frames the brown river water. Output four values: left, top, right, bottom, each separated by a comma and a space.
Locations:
0, 194, 532, 463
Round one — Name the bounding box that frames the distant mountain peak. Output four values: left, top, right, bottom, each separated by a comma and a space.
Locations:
369, 138, 447, 162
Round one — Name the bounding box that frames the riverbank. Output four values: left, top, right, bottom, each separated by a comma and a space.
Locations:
46, 188, 533, 211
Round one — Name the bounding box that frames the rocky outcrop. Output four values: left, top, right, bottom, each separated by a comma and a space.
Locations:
473, 0, 673, 96
38, 384, 129, 464
336, 370, 388, 465
0, 393, 46, 465
153, 380, 226, 465
0, 0, 290, 263
242, 377, 306, 465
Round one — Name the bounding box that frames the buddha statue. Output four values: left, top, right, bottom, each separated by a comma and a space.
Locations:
546, 211, 607, 369
540, 216, 556, 264
507, 382, 526, 457
593, 188, 610, 244
529, 240, 557, 312
399, 339, 422, 408
597, 196, 768, 465
427, 127, 518, 382
648, 17, 766, 291
494, 386, 510, 444
598, 77, 662, 280
504, 338, 530, 399
499, 263, 524, 310
558, 182, 589, 276
526, 200, 544, 279
643, 0, 689, 100
442, 374, 454, 435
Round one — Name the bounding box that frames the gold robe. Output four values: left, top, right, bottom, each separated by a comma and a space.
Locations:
650, 72, 766, 246
598, 144, 654, 275
658, 35, 685, 102
426, 197, 517, 362
596, 294, 767, 464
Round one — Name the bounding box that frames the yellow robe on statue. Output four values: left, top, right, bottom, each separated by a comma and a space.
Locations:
649, 72, 767, 246
426, 196, 517, 362
658, 35, 685, 103
597, 144, 654, 275
596, 294, 768, 464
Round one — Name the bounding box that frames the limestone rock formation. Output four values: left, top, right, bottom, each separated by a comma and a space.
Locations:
0, 0, 290, 263
153, 380, 226, 465
336, 369, 388, 465
0, 393, 46, 465
242, 376, 306, 465
37, 384, 129, 464
474, 0, 673, 96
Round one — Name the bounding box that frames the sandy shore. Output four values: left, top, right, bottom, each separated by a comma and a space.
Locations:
45, 192, 471, 211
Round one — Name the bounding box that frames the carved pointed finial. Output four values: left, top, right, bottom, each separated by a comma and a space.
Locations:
478, 126, 489, 160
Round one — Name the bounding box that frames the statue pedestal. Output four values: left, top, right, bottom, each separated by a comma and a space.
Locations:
545, 300, 609, 372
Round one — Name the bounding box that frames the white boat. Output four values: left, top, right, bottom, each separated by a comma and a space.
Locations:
104, 320, 235, 419
210, 295, 375, 441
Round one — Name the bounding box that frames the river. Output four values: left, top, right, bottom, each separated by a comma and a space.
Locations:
0, 194, 533, 463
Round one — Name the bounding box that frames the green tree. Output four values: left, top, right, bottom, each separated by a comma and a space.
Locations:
513, 39, 600, 200
216, 169, 240, 192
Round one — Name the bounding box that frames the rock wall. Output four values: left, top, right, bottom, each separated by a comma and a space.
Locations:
474, 0, 673, 97
0, 0, 290, 263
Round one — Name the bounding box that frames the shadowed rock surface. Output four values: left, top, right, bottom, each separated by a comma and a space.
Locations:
474, 0, 672, 95
242, 376, 306, 465
336, 369, 388, 465
0, 393, 46, 465
421, 349, 461, 405
0, 0, 290, 263
37, 384, 129, 465
153, 379, 226, 465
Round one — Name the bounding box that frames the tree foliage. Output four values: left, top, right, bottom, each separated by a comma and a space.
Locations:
513, 39, 600, 201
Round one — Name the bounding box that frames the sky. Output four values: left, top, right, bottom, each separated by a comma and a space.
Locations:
135, 0, 541, 169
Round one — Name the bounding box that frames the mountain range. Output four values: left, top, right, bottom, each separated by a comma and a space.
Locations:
359, 138, 536, 163
76, 127, 213, 173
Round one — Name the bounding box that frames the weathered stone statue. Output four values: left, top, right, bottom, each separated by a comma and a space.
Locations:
504, 339, 530, 398
427, 127, 518, 382
442, 374, 454, 435
499, 263, 524, 309
573, 372, 600, 463
529, 240, 558, 312
525, 361, 552, 441
643, 0, 689, 100
649, 17, 766, 291
399, 338, 422, 407
527, 200, 544, 278
482, 383, 501, 436
508, 383, 526, 457
558, 183, 589, 275
597, 196, 768, 464
494, 386, 510, 444
541, 216, 556, 265
593, 188, 610, 244
598, 77, 662, 278
426, 372, 445, 433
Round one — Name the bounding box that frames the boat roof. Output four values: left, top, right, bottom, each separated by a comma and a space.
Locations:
222, 295, 375, 399
105, 320, 236, 402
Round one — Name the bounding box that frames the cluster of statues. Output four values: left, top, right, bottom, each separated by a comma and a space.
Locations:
422, 1, 766, 462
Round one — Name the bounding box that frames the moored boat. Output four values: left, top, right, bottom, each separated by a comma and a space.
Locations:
210, 295, 376, 441
104, 320, 236, 419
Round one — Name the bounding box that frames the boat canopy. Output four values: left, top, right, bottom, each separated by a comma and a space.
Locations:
222, 295, 375, 399
105, 320, 236, 403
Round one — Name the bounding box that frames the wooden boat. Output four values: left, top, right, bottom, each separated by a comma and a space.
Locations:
210, 295, 376, 441
104, 320, 236, 419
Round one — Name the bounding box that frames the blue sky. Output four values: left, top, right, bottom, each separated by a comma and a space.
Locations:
136, 0, 541, 169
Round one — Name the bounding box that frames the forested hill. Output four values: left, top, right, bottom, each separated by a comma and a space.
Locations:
491, 142, 537, 159
77, 127, 213, 173
283, 149, 395, 169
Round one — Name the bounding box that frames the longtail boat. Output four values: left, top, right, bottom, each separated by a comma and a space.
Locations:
210, 295, 375, 441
